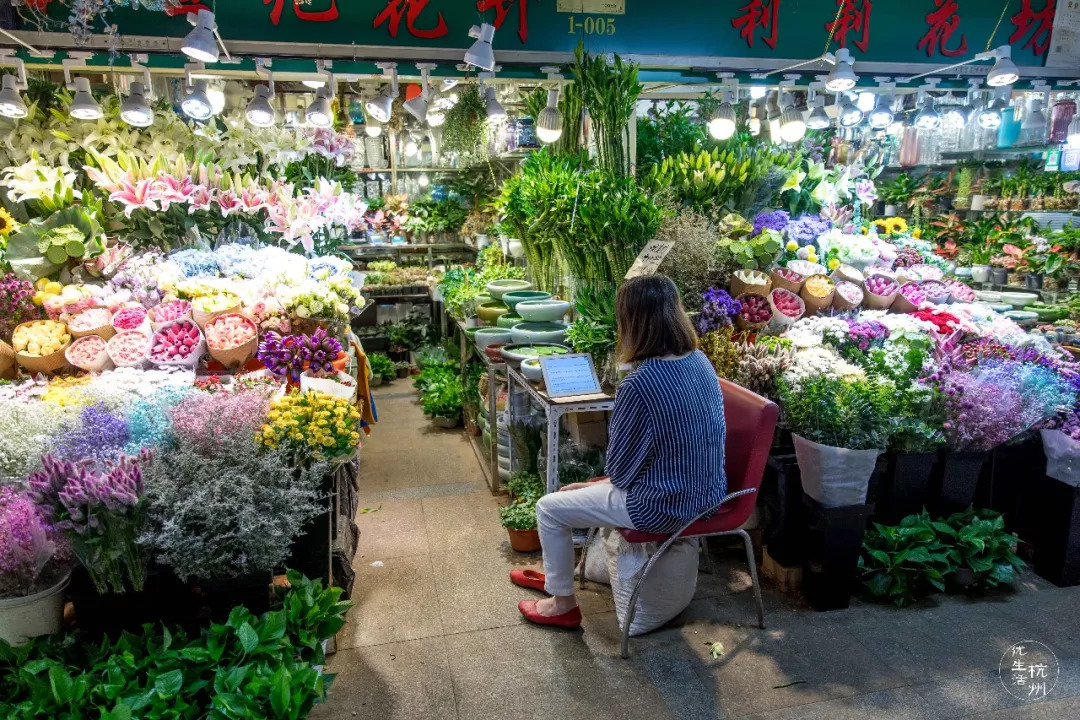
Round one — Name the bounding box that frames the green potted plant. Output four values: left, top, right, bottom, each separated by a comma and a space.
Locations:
421, 375, 463, 428
394, 359, 411, 379
952, 162, 978, 210
879, 174, 918, 216
367, 353, 396, 386
499, 498, 540, 552
965, 241, 995, 284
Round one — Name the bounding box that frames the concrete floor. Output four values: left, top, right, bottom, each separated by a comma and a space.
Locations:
312, 384, 1080, 720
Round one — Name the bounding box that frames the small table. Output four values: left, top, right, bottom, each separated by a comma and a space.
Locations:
505, 364, 615, 494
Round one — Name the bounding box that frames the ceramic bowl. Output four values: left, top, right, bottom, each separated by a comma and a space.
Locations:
516, 299, 571, 323
496, 313, 523, 329
521, 357, 544, 384
476, 301, 510, 324
502, 290, 552, 312
989, 303, 1013, 312
484, 343, 508, 362
486, 279, 532, 300
998, 291, 1039, 308
464, 326, 481, 344
499, 343, 571, 367
510, 321, 567, 345
974, 290, 1001, 302
474, 327, 513, 349
1004, 310, 1038, 322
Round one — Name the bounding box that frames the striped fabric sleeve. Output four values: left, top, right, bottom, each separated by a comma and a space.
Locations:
605, 382, 653, 490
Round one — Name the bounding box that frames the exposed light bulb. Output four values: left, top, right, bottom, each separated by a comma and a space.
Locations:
70, 77, 102, 121
536, 88, 563, 144
365, 121, 383, 138
707, 95, 736, 140
857, 91, 875, 113
181, 79, 213, 120
120, 81, 153, 127
778, 94, 805, 143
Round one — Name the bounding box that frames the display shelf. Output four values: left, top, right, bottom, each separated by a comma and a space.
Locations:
940, 145, 1063, 161
457, 320, 506, 494
395, 167, 467, 173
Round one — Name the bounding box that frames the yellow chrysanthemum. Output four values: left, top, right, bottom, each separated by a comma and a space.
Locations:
912, 227, 922, 239
0, 207, 16, 236
827, 258, 840, 271
785, 240, 798, 252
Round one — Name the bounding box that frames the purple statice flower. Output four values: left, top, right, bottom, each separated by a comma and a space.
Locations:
0, 486, 58, 596
0, 273, 41, 342
696, 287, 742, 336
845, 319, 890, 352
752, 210, 790, 237
784, 214, 832, 247
52, 405, 130, 464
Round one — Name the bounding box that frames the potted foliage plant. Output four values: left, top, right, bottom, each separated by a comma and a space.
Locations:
965, 242, 994, 284
421, 374, 463, 428
367, 353, 396, 386
0, 487, 69, 645
500, 498, 540, 552
879, 174, 918, 217
780, 376, 893, 508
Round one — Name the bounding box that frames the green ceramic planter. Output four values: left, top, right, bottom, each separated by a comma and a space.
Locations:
502, 290, 552, 312
474, 327, 513, 349
476, 301, 510, 324
486, 279, 532, 300
521, 358, 544, 384
516, 299, 571, 323
499, 343, 571, 367
496, 313, 523, 329
509, 322, 567, 345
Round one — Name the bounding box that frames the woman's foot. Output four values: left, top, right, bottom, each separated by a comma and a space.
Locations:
518, 598, 582, 629
535, 594, 577, 616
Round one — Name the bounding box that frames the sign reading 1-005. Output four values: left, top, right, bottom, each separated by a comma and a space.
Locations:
568, 16, 617, 35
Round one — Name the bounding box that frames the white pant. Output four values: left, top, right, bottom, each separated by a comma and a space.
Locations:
534, 482, 634, 596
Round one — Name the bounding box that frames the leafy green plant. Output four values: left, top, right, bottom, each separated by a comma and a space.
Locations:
566, 284, 617, 358
283, 154, 357, 193
418, 368, 463, 419
442, 84, 488, 157
5, 206, 103, 281
878, 173, 919, 207
384, 314, 429, 351
939, 508, 1025, 590
523, 80, 584, 155
779, 376, 894, 450
570, 43, 641, 177
716, 228, 782, 271
636, 100, 707, 172
507, 471, 544, 502
859, 510, 956, 607
367, 353, 396, 382
499, 498, 537, 531
0, 571, 349, 718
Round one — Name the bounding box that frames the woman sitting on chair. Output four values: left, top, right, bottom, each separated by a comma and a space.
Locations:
512, 274, 727, 628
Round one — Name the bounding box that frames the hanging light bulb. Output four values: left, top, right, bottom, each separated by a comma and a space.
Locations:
868, 93, 894, 129
365, 62, 399, 125
485, 85, 506, 121
914, 96, 940, 130
180, 78, 212, 120
0, 74, 27, 119
404, 134, 419, 157
778, 92, 806, 143
246, 86, 275, 127
70, 77, 102, 120
708, 92, 736, 140
806, 95, 830, 130
837, 94, 863, 127
977, 98, 1002, 129
120, 81, 154, 127
825, 48, 858, 92
181, 9, 220, 64
306, 87, 334, 128
365, 120, 383, 138
536, 88, 564, 144
986, 46, 1020, 87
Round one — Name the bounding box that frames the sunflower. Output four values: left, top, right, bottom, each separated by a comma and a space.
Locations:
0, 207, 14, 236
872, 219, 889, 234
886, 217, 909, 235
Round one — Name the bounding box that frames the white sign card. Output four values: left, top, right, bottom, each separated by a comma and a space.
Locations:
540, 354, 603, 399
624, 240, 675, 279
557, 0, 625, 14
1047, 0, 1080, 67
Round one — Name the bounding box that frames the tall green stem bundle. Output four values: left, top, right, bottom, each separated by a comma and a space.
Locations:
571, 44, 641, 178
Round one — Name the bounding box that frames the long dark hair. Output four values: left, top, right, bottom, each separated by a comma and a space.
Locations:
615, 275, 698, 364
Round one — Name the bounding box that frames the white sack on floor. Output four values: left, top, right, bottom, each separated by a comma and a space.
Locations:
587, 528, 698, 636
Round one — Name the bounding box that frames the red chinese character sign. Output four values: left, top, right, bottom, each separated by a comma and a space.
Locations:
825, 0, 872, 53
1009, 0, 1056, 56
732, 0, 780, 50
917, 0, 967, 57
373, 0, 448, 39
264, 0, 339, 26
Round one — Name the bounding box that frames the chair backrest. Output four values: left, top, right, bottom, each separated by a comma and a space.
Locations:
718, 378, 779, 527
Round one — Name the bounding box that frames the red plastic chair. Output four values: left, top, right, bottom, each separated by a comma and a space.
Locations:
578, 379, 779, 658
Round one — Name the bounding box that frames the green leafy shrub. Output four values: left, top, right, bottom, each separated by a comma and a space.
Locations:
779, 376, 895, 450
507, 471, 544, 502
0, 571, 349, 718
499, 498, 537, 531
939, 508, 1025, 590
420, 375, 463, 419
367, 353, 396, 382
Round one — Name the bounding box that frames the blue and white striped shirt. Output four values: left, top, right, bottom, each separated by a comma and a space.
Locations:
605, 350, 727, 534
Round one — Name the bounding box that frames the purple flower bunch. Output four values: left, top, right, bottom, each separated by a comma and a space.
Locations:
785, 214, 831, 247
845, 319, 890, 352
28, 451, 150, 594
258, 328, 343, 383
0, 486, 59, 597
696, 287, 742, 336
0, 273, 41, 343
52, 404, 130, 464
752, 210, 790, 237
929, 359, 1077, 451
893, 247, 923, 269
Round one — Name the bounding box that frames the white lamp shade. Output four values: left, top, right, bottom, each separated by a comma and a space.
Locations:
806, 101, 831, 130
0, 75, 27, 119
70, 77, 102, 121
120, 81, 154, 127
825, 49, 857, 92
182, 10, 219, 64
868, 95, 894, 129
181, 79, 213, 120
838, 99, 863, 127
404, 94, 428, 123
464, 24, 496, 71
246, 85, 276, 127
779, 105, 806, 143
987, 48, 1019, 87
306, 88, 333, 128
485, 86, 506, 121
914, 98, 940, 130
365, 90, 394, 124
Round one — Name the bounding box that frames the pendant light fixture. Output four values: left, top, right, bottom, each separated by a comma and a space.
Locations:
305, 65, 335, 128
63, 55, 102, 121
365, 62, 398, 125
825, 48, 858, 93
0, 51, 28, 119
806, 95, 831, 130
778, 91, 806, 143
914, 93, 941, 130
464, 23, 497, 72
708, 94, 737, 141
868, 81, 895, 130
181, 9, 220, 64
837, 92, 863, 128
119, 59, 154, 128
180, 62, 215, 120
479, 71, 506, 121
986, 46, 1020, 88
536, 67, 565, 144
246, 59, 276, 128
404, 63, 435, 124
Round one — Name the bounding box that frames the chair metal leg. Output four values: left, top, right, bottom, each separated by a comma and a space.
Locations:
577, 528, 597, 589
738, 529, 765, 629
700, 537, 715, 575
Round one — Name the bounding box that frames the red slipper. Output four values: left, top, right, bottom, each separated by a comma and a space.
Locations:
518, 600, 582, 629
510, 569, 547, 592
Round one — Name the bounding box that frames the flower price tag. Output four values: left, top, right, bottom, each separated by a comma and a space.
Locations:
624, 240, 675, 280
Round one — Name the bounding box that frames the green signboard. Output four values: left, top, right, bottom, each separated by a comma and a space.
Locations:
39, 0, 1057, 66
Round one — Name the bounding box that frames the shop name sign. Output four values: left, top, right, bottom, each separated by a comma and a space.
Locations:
71, 0, 1056, 66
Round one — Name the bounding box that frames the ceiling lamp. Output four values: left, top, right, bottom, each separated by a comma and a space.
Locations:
182, 79, 214, 120
987, 46, 1020, 87
62, 56, 102, 121
246, 59, 276, 127
306, 87, 334, 128
914, 95, 940, 130
806, 95, 830, 130
464, 23, 497, 72
405, 63, 435, 124
485, 85, 506, 121
118, 57, 154, 127
825, 48, 857, 93
0, 52, 27, 119
303, 59, 331, 89
181, 9, 221, 64
837, 94, 863, 127
868, 94, 894, 129
708, 95, 736, 141
365, 119, 383, 138
778, 92, 806, 143
537, 88, 564, 144
365, 62, 398, 124
977, 97, 1002, 129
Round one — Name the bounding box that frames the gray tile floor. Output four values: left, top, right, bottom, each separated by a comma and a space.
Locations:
312, 385, 1080, 720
